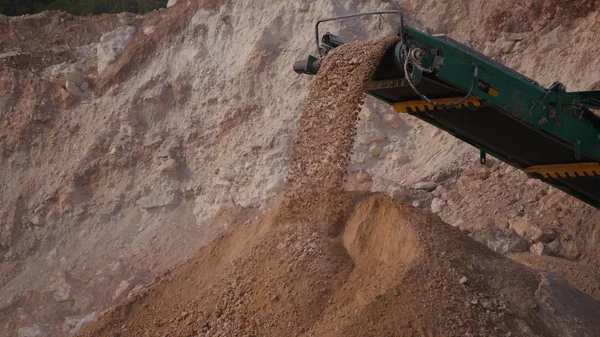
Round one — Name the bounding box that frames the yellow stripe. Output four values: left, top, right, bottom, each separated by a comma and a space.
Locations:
392, 97, 482, 113
524, 162, 600, 179
489, 87, 500, 97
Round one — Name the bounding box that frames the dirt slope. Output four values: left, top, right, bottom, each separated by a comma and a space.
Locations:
1, 0, 599, 336
80, 193, 600, 337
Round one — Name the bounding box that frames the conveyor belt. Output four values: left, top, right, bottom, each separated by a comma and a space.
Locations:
365, 37, 600, 208
294, 15, 600, 208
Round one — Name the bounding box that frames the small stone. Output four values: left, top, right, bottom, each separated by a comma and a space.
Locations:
158, 158, 178, 173
382, 113, 402, 128
509, 216, 545, 242
474, 168, 490, 180
197, 318, 208, 329
533, 228, 556, 244
167, 0, 178, 7
357, 127, 385, 145
471, 227, 529, 255
4, 250, 15, 260
355, 170, 372, 183
379, 145, 392, 158
493, 214, 510, 229
80, 81, 90, 92
530, 242, 551, 256
127, 284, 145, 299
219, 167, 237, 181
120, 124, 135, 137
18, 325, 42, 337
110, 261, 123, 272
392, 153, 411, 164
63, 316, 82, 331
481, 299, 494, 311
369, 144, 382, 157
113, 280, 132, 299
547, 239, 561, 254
471, 299, 479, 305
430, 197, 446, 213
30, 214, 44, 226
65, 80, 84, 97
143, 26, 157, 35
459, 276, 468, 284
414, 181, 437, 191
53, 279, 74, 302
70, 312, 98, 334
296, 1, 309, 11
411, 200, 421, 208
68, 122, 80, 133
431, 185, 444, 197
500, 39, 517, 54
97, 26, 136, 73
136, 191, 180, 210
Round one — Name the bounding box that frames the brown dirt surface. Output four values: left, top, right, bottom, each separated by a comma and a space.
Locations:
79, 193, 600, 337
0, 11, 139, 72
79, 38, 600, 337
93, 0, 225, 95
486, 0, 598, 34
511, 252, 600, 299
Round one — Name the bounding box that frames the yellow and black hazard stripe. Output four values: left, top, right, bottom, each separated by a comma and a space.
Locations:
524, 162, 600, 179
392, 97, 482, 113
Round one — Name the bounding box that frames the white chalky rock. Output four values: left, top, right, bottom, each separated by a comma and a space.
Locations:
18, 326, 42, 337
356, 170, 373, 183
431, 197, 446, 213
357, 126, 386, 145
143, 26, 157, 35
369, 144, 382, 157
70, 312, 98, 334
97, 26, 136, 73
65, 80, 84, 97
50, 63, 89, 96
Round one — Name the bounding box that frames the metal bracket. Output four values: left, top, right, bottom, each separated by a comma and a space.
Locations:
411, 66, 423, 84
575, 140, 582, 160
480, 150, 487, 165
314, 10, 404, 56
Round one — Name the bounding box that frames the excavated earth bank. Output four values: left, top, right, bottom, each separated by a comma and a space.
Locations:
80, 38, 600, 337
1, 1, 599, 336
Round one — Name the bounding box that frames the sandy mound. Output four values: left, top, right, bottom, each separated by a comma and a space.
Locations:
79, 193, 600, 337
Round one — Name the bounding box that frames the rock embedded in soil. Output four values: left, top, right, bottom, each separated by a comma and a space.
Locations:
530, 242, 551, 256
471, 227, 529, 255
414, 181, 437, 191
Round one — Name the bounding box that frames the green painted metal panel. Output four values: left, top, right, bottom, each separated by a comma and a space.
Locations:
403, 27, 600, 162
